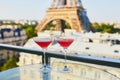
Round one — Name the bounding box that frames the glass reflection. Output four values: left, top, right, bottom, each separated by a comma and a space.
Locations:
0, 62, 120, 80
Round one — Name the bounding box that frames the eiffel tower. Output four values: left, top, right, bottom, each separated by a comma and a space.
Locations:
36, 0, 92, 32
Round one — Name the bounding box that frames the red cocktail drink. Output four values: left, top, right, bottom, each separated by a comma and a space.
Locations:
56, 39, 73, 49
34, 38, 52, 49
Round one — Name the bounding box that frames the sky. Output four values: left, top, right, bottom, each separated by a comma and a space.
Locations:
0, 0, 120, 23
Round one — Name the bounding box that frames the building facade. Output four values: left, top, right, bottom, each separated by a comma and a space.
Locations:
0, 24, 27, 64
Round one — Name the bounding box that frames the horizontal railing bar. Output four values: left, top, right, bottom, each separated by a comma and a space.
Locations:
0, 44, 43, 55
0, 43, 120, 68
46, 51, 120, 68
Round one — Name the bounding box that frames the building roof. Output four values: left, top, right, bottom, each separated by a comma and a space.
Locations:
21, 30, 120, 59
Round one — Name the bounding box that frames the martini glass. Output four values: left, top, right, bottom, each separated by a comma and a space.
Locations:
33, 37, 52, 73
56, 37, 74, 72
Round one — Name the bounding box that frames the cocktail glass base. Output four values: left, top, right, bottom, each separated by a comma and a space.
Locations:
58, 66, 72, 73
40, 66, 51, 73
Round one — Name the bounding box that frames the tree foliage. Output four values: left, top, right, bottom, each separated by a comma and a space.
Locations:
65, 22, 71, 29
22, 24, 37, 39
45, 21, 71, 30
45, 22, 56, 30
92, 22, 120, 33
1, 57, 18, 71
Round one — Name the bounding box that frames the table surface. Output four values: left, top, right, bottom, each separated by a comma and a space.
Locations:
0, 62, 120, 80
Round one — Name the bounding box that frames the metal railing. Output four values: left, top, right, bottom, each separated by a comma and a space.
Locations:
0, 43, 120, 68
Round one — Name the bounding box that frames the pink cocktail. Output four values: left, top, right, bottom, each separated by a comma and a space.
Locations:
33, 37, 52, 73
56, 39, 73, 49
34, 38, 52, 49
56, 37, 74, 72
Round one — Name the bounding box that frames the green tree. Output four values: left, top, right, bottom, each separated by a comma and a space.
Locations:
45, 22, 56, 30
44, 21, 71, 31
25, 27, 37, 39
92, 22, 100, 32
65, 22, 71, 29
92, 22, 120, 33
1, 57, 18, 71
22, 24, 37, 39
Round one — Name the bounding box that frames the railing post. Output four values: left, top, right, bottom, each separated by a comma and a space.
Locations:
42, 54, 44, 65
46, 55, 51, 65
42, 53, 50, 66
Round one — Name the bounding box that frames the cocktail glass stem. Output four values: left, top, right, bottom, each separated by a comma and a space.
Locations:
43, 49, 46, 67
62, 48, 71, 72
64, 48, 67, 67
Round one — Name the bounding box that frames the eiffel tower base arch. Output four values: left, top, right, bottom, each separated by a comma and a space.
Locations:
36, 8, 85, 32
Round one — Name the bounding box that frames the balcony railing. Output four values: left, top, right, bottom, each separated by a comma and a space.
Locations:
0, 43, 120, 80
0, 43, 120, 68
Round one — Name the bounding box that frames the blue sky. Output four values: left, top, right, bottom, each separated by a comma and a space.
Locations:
0, 0, 120, 22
